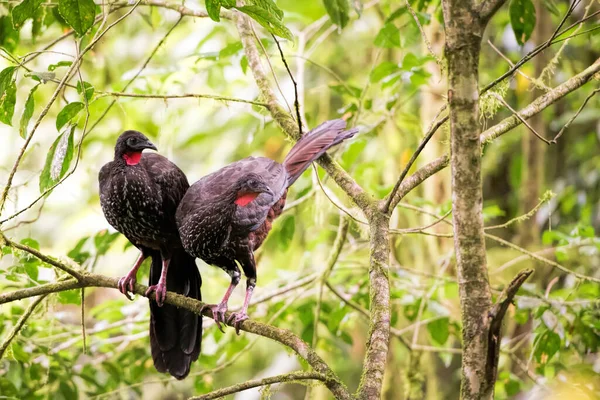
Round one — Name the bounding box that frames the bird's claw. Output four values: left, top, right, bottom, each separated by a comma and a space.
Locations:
200, 303, 228, 333
117, 274, 137, 301
145, 281, 167, 307
227, 311, 249, 335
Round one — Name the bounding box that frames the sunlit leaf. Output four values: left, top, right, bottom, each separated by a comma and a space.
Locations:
56, 102, 84, 131
39, 125, 75, 192
19, 84, 38, 138
375, 23, 400, 48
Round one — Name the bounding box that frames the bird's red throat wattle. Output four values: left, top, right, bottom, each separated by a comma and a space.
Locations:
234, 192, 259, 206
123, 152, 142, 165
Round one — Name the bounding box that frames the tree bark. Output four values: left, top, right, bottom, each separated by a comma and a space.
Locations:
442, 0, 499, 398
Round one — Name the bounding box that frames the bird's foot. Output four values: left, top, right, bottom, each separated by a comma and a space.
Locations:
227, 311, 249, 335
145, 281, 167, 307
199, 303, 229, 333
117, 273, 138, 300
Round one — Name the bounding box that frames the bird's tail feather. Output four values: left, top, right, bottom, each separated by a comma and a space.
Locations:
283, 119, 358, 186
149, 248, 202, 380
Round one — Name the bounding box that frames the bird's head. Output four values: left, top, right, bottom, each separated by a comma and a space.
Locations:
114, 130, 157, 165
232, 174, 274, 206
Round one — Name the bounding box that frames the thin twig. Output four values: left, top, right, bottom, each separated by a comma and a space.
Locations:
490, 93, 551, 145
272, 34, 303, 136
188, 371, 327, 400
0, 295, 47, 359
384, 106, 448, 212
551, 88, 600, 143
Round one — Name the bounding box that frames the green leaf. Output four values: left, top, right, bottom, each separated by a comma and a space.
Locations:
534, 330, 561, 364
374, 23, 400, 48
56, 102, 84, 131
427, 317, 450, 345
206, 0, 222, 22
0, 16, 20, 52
39, 126, 75, 192
235, 5, 293, 40
0, 67, 17, 95
370, 61, 400, 83
57, 0, 96, 36
48, 60, 73, 71
57, 289, 81, 305
20, 84, 39, 139
277, 215, 295, 251
0, 82, 17, 126
12, 0, 44, 29
509, 0, 536, 46
76, 80, 94, 101
240, 55, 248, 74
253, 0, 283, 20
323, 0, 350, 28
94, 230, 120, 255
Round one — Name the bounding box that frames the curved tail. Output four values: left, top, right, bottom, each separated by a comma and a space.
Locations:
283, 119, 358, 186
149, 248, 202, 380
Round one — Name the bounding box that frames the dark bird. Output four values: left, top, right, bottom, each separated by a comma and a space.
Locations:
176, 119, 358, 332
98, 131, 201, 379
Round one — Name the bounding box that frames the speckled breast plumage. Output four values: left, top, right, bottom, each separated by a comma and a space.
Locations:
100, 165, 173, 249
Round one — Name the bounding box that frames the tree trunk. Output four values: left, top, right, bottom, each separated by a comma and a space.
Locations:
441, 0, 501, 398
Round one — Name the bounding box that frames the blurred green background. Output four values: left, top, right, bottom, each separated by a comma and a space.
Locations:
0, 0, 599, 398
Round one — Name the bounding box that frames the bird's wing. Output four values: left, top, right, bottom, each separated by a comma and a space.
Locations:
142, 153, 190, 220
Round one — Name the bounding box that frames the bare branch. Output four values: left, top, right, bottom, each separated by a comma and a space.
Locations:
478, 0, 509, 23
271, 34, 303, 136
482, 58, 600, 143
188, 371, 326, 400
490, 93, 551, 145
486, 269, 533, 395
0, 295, 47, 359
383, 106, 448, 213
551, 88, 600, 143
388, 58, 600, 206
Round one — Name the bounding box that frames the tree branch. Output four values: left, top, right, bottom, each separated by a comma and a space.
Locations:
388, 58, 600, 209
188, 371, 326, 400
0, 294, 47, 359
0, 237, 352, 400
485, 269, 533, 398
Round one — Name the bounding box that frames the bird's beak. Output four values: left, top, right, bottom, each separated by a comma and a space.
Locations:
140, 140, 157, 151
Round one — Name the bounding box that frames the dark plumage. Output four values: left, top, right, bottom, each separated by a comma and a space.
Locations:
176, 119, 358, 332
98, 130, 201, 379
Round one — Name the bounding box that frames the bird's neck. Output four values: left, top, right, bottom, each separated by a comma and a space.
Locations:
115, 151, 142, 166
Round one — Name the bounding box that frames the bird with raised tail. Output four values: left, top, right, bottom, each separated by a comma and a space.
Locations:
98, 131, 202, 379
176, 119, 358, 333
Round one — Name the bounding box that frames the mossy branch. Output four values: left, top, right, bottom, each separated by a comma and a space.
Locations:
187, 371, 327, 400
388, 58, 600, 209
0, 237, 352, 400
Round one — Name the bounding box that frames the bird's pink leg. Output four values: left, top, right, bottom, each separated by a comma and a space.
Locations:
200, 274, 239, 332
227, 281, 255, 334
145, 258, 169, 307
118, 252, 147, 300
